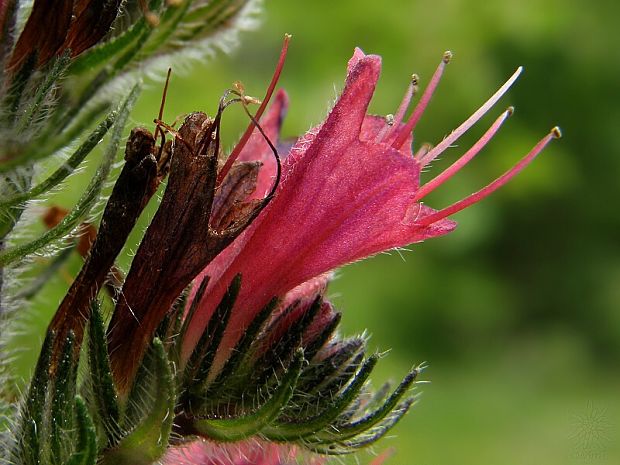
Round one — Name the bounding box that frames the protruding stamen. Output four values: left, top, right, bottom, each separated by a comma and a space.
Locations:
217, 34, 291, 186
417, 128, 558, 227
419, 67, 523, 167
378, 74, 420, 143
391, 51, 452, 149
393, 74, 419, 126
414, 142, 433, 160
413, 107, 513, 201
154, 68, 172, 152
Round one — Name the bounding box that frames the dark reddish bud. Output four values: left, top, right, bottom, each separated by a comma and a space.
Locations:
48, 127, 158, 371
107, 108, 269, 393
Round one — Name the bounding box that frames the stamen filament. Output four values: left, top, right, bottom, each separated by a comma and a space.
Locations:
394, 74, 419, 127
414, 142, 432, 160
417, 127, 561, 227
392, 52, 452, 149
377, 74, 419, 143
419, 66, 523, 167
413, 107, 513, 201
217, 34, 291, 186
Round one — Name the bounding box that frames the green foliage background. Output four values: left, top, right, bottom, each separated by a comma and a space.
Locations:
23, 0, 619, 463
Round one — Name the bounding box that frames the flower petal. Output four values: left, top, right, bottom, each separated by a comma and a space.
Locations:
182, 53, 455, 365
160, 440, 299, 465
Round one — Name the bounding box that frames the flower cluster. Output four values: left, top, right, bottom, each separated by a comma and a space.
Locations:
0, 4, 560, 465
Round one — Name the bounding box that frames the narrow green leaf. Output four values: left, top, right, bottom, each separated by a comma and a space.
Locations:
65, 397, 97, 465
16, 52, 71, 133
178, 0, 248, 42
0, 101, 109, 174
203, 296, 278, 401
108, 0, 164, 76
252, 296, 323, 388
49, 331, 77, 465
0, 84, 140, 266
183, 275, 239, 395
55, 73, 111, 137
176, 276, 210, 369
13, 247, 73, 300
1, 52, 36, 125
138, 0, 192, 57
263, 355, 378, 441
297, 338, 366, 397
88, 300, 121, 445
303, 312, 341, 363
310, 367, 419, 442
306, 398, 415, 455
16, 330, 55, 465
0, 109, 117, 208
103, 339, 174, 465
192, 349, 304, 442
68, 19, 150, 76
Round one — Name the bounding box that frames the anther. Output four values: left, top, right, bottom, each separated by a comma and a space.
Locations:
552, 126, 562, 138
443, 51, 453, 64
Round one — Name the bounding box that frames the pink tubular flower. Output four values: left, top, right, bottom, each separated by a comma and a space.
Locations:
181, 47, 561, 368
159, 439, 309, 465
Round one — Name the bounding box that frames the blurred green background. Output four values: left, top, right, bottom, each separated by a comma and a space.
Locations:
20, 0, 620, 463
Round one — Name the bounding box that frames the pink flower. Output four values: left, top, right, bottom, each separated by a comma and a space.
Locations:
159, 439, 310, 465
181, 48, 560, 368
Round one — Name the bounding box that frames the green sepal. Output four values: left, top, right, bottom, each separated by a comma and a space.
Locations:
309, 367, 420, 443
183, 274, 239, 403
138, 0, 192, 58
103, 338, 174, 465
305, 398, 415, 455
16, 51, 71, 133
0, 101, 109, 174
155, 285, 189, 350
66, 71, 109, 126
65, 397, 98, 465
49, 331, 78, 465
176, 0, 249, 43
1, 52, 36, 125
13, 247, 73, 300
68, 19, 150, 76
204, 296, 278, 401
263, 354, 378, 441
0, 108, 117, 208
15, 329, 55, 465
177, 276, 210, 370
191, 348, 304, 442
0, 84, 140, 266
302, 311, 341, 363
88, 300, 121, 446
251, 296, 323, 388
297, 338, 366, 398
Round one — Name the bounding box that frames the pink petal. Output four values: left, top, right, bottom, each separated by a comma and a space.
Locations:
160, 440, 299, 465
182, 53, 456, 366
